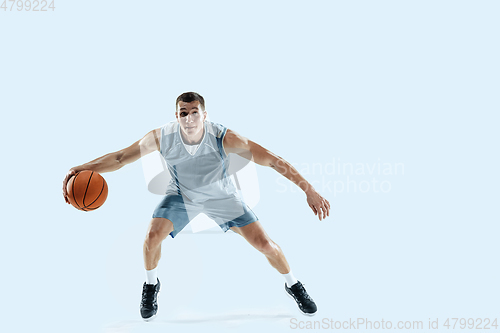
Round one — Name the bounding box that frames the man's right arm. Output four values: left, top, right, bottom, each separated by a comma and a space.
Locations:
62, 128, 161, 204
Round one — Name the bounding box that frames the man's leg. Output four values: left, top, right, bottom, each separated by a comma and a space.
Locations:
140, 217, 174, 321
230, 220, 317, 315
143, 217, 174, 270
230, 220, 290, 274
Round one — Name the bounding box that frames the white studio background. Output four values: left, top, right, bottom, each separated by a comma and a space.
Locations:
1, 1, 499, 332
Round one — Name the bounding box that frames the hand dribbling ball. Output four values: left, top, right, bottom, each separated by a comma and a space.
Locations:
66, 170, 108, 211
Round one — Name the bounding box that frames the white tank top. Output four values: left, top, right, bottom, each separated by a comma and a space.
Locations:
158, 120, 238, 203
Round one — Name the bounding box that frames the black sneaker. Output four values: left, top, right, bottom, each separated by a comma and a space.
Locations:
140, 278, 161, 321
285, 281, 317, 316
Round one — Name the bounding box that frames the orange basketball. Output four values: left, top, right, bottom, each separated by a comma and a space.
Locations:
66, 170, 108, 211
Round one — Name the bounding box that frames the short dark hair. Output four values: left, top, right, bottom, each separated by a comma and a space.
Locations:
176, 92, 205, 111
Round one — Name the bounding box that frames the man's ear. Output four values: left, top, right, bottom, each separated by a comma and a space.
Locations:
203, 110, 208, 121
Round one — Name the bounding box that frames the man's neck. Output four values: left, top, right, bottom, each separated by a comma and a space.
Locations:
181, 126, 205, 145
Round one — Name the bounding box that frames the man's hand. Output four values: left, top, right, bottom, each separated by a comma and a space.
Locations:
62, 168, 78, 204
306, 188, 330, 221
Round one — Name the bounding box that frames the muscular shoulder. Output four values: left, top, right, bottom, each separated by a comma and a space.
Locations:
139, 128, 161, 153
224, 129, 249, 154
223, 129, 275, 166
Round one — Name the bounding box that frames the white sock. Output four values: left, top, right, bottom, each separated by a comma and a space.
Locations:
283, 271, 298, 288
145, 267, 158, 285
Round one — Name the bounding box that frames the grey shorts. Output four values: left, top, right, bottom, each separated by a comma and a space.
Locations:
152, 193, 259, 238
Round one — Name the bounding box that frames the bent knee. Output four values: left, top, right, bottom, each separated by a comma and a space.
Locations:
145, 229, 168, 244
255, 238, 278, 255
145, 218, 173, 245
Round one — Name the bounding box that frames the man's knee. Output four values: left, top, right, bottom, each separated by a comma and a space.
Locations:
145, 230, 168, 247
145, 218, 174, 247
254, 237, 278, 256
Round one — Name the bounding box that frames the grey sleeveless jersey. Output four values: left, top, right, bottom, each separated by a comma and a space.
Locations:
158, 120, 238, 203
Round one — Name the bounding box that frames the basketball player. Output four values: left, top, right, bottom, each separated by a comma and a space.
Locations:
62, 92, 330, 320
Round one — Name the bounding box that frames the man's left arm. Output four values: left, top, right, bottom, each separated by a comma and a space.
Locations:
224, 129, 330, 220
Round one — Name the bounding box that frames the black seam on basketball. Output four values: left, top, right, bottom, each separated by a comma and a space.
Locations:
82, 171, 94, 208
71, 172, 83, 210
86, 176, 105, 208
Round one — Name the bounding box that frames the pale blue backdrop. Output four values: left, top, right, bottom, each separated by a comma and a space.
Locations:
1, 1, 499, 332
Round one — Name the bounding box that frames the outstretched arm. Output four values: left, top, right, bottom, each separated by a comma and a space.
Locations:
223, 129, 330, 220
62, 128, 161, 204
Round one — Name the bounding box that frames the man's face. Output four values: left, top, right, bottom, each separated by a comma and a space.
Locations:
175, 100, 207, 137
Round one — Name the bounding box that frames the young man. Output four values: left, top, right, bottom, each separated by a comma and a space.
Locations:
62, 92, 330, 320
